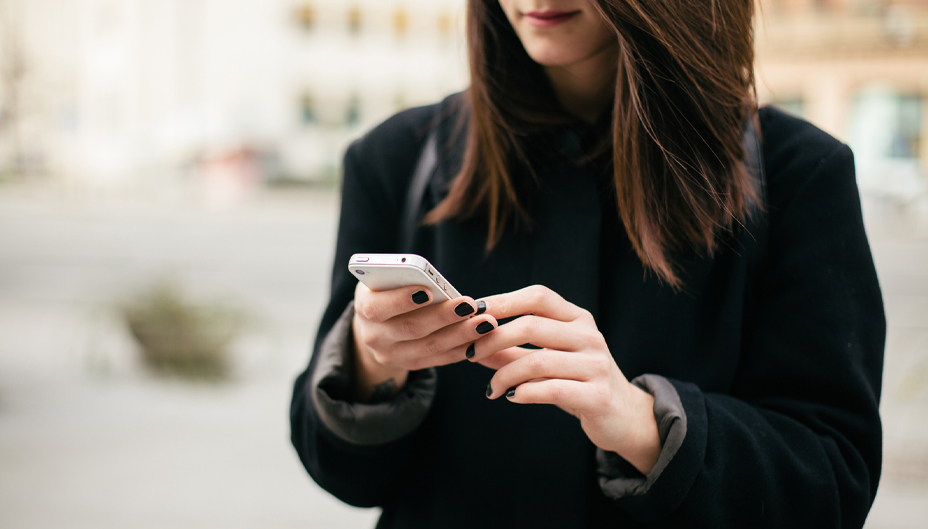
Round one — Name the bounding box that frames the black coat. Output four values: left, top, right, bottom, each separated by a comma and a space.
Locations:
291, 95, 885, 528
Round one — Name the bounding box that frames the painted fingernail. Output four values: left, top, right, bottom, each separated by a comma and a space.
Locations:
475, 300, 487, 315
412, 291, 429, 305
486, 383, 493, 398
506, 387, 516, 399
465, 343, 476, 360
476, 321, 495, 335
455, 302, 475, 317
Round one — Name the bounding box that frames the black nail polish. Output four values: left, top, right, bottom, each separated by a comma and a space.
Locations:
475, 300, 487, 315
476, 321, 495, 335
455, 302, 475, 317
506, 387, 516, 399
412, 290, 429, 305
466, 343, 476, 360
486, 383, 493, 397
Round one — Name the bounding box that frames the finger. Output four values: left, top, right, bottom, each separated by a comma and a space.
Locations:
466, 315, 603, 363
476, 346, 534, 371
477, 284, 589, 323
354, 281, 452, 324
373, 314, 499, 368
406, 342, 473, 371
487, 350, 601, 397
494, 378, 596, 413
380, 295, 483, 343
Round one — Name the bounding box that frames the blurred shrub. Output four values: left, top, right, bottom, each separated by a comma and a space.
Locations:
122, 281, 241, 380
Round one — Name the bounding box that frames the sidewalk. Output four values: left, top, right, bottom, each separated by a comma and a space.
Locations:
0, 184, 380, 529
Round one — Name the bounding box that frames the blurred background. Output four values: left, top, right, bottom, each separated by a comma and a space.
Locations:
0, 0, 926, 527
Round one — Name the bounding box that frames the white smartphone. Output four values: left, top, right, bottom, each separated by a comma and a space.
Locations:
348, 253, 461, 304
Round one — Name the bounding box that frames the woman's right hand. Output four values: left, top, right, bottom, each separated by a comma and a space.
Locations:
351, 282, 498, 403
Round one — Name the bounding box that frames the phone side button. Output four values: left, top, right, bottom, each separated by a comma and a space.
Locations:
355, 257, 369, 262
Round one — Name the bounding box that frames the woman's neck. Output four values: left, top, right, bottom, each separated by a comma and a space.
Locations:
544, 44, 620, 125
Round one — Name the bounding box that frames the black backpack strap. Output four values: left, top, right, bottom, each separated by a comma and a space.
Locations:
743, 116, 767, 209
399, 119, 439, 253
742, 113, 769, 275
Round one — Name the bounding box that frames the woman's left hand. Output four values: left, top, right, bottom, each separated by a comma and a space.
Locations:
469, 285, 662, 475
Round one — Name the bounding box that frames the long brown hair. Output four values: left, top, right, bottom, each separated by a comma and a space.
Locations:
425, 0, 759, 288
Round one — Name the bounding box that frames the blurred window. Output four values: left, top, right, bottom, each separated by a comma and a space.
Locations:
348, 5, 362, 34
394, 8, 408, 38
892, 95, 921, 159
394, 91, 407, 112
438, 12, 452, 37
770, 98, 805, 118
847, 86, 924, 197
295, 4, 315, 31
300, 94, 316, 125
849, 88, 921, 161
345, 95, 361, 127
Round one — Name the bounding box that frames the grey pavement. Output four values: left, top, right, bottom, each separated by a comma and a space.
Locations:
0, 184, 379, 529
0, 183, 926, 527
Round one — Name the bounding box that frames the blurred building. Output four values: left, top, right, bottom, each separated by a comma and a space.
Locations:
0, 0, 467, 186
0, 0, 925, 199
756, 0, 928, 202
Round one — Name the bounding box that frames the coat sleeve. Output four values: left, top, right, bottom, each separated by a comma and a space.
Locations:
611, 142, 885, 528
289, 106, 436, 507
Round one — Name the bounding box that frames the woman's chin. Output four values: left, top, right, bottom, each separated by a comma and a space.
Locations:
524, 48, 584, 68
522, 38, 618, 70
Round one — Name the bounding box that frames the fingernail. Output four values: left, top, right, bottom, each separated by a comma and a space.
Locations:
486, 383, 493, 398
412, 291, 429, 305
465, 343, 475, 360
475, 300, 487, 315
506, 387, 516, 399
476, 321, 495, 335
455, 302, 475, 317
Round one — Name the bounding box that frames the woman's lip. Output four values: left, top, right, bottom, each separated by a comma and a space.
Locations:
523, 10, 580, 28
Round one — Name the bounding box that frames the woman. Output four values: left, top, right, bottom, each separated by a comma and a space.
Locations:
291, 1, 885, 527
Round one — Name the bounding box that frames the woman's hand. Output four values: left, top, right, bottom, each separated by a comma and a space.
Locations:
351, 281, 498, 403
469, 285, 662, 475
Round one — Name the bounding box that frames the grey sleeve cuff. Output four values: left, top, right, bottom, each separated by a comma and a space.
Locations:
309, 301, 437, 446
597, 374, 688, 498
